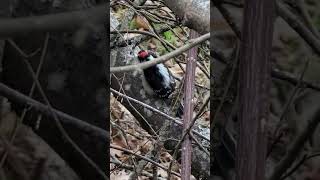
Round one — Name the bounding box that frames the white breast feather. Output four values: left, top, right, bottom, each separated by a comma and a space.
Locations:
148, 55, 172, 88
157, 63, 171, 88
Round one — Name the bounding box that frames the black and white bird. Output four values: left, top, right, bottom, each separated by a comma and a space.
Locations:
137, 50, 184, 117
137, 50, 176, 98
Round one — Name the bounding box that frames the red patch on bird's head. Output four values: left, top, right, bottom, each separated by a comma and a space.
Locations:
138, 50, 149, 59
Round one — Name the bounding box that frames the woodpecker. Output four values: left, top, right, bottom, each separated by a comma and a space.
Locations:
137, 50, 176, 98
137, 50, 184, 118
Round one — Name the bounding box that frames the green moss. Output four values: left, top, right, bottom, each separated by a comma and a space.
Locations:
163, 30, 179, 46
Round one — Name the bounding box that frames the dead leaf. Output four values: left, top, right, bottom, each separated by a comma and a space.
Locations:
110, 170, 130, 180
110, 146, 123, 158
135, 15, 150, 30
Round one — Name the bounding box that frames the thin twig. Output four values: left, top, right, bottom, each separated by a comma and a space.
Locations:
269, 59, 310, 156
112, 75, 159, 138
210, 41, 239, 128
212, 45, 320, 92
12, 40, 107, 179
0, 34, 50, 168
280, 152, 320, 180
110, 30, 158, 38
269, 108, 320, 180
213, 1, 241, 38
110, 159, 154, 178
296, 0, 320, 39
110, 88, 209, 142
276, 1, 320, 55
110, 144, 181, 177
0, 82, 109, 143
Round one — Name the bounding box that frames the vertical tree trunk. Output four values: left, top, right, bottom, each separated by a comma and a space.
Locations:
236, 0, 275, 179
181, 30, 198, 180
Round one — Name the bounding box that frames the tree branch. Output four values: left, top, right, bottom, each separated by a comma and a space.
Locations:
110, 144, 181, 177
276, 1, 320, 55
0, 82, 109, 143
212, 47, 320, 92
110, 88, 209, 142
214, 0, 320, 57
181, 30, 198, 180
269, 108, 320, 180
0, 5, 105, 38
110, 33, 210, 73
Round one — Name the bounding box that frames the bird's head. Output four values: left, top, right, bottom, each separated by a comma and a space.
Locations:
137, 50, 150, 62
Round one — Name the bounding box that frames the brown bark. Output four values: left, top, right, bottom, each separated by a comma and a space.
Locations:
236, 0, 275, 180
181, 30, 198, 180
162, 0, 209, 34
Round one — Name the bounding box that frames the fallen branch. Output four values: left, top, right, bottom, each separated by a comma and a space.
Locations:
0, 82, 109, 143
0, 5, 105, 38
110, 33, 210, 73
